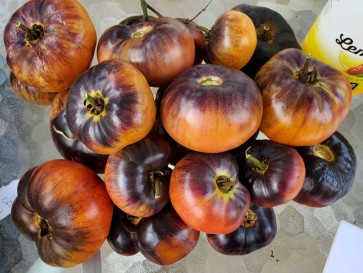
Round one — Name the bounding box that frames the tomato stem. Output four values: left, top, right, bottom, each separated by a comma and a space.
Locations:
127, 215, 142, 225
140, 0, 149, 21
257, 24, 272, 43
149, 169, 171, 199
16, 21, 44, 44
216, 176, 237, 193
183, 0, 213, 24
35, 214, 53, 240
83, 93, 105, 115
245, 146, 267, 172
297, 54, 318, 83
241, 209, 257, 228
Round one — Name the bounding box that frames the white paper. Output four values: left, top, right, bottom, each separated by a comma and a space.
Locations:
0, 179, 19, 220
323, 220, 363, 273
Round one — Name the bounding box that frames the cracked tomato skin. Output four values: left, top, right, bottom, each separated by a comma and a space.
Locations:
4, 0, 96, 93
255, 48, 352, 146
65, 59, 156, 155
11, 159, 114, 268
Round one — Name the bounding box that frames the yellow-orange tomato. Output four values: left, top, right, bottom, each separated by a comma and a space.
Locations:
204, 10, 257, 69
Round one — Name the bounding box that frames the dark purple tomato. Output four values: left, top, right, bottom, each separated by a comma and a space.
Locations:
206, 204, 277, 255
294, 131, 357, 207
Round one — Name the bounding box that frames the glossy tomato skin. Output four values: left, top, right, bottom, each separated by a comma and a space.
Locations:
255, 48, 352, 146
160, 63, 262, 153
105, 133, 173, 217
107, 206, 139, 256
11, 159, 114, 267
237, 139, 305, 207
9, 72, 58, 105
65, 59, 156, 155
232, 4, 301, 78
170, 152, 251, 234
97, 17, 195, 87
204, 10, 257, 69
136, 203, 200, 265
4, 0, 96, 93
50, 92, 108, 174
206, 205, 277, 255
294, 131, 357, 207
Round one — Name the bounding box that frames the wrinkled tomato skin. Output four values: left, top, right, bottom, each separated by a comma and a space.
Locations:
9, 72, 58, 105
136, 203, 200, 266
237, 139, 305, 207
65, 59, 156, 155
294, 131, 357, 207
105, 133, 173, 217
160, 64, 262, 153
255, 48, 352, 146
207, 205, 277, 255
11, 159, 114, 268
4, 0, 96, 93
49, 92, 108, 174
107, 207, 139, 256
232, 4, 301, 78
170, 152, 251, 234
97, 17, 195, 87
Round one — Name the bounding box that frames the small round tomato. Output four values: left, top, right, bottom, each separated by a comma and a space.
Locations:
170, 151, 250, 234
207, 204, 277, 255
105, 133, 173, 217
203, 10, 257, 69
65, 59, 156, 155
237, 139, 305, 207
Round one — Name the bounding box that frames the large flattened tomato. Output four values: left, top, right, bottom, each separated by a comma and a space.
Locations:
11, 159, 114, 267
65, 59, 156, 155
255, 48, 352, 146
97, 17, 195, 87
160, 63, 262, 153
4, 0, 96, 93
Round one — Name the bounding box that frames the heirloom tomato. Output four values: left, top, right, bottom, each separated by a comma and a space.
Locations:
9, 72, 57, 105
203, 10, 257, 69
170, 151, 250, 234
11, 159, 114, 267
65, 59, 156, 155
294, 131, 357, 207
50, 92, 108, 174
4, 0, 96, 93
105, 133, 173, 217
207, 204, 277, 255
97, 16, 195, 87
237, 139, 305, 207
108, 203, 200, 266
160, 63, 262, 153
255, 48, 352, 146
232, 4, 301, 78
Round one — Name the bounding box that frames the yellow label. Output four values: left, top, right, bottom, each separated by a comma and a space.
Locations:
301, 0, 363, 96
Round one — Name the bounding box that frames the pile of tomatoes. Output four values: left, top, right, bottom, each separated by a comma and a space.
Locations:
4, 0, 357, 268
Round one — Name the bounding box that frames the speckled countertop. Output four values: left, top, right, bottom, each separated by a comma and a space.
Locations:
1, 0, 363, 273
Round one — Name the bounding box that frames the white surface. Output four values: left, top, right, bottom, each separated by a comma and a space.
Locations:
323, 220, 363, 273
0, 179, 18, 220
